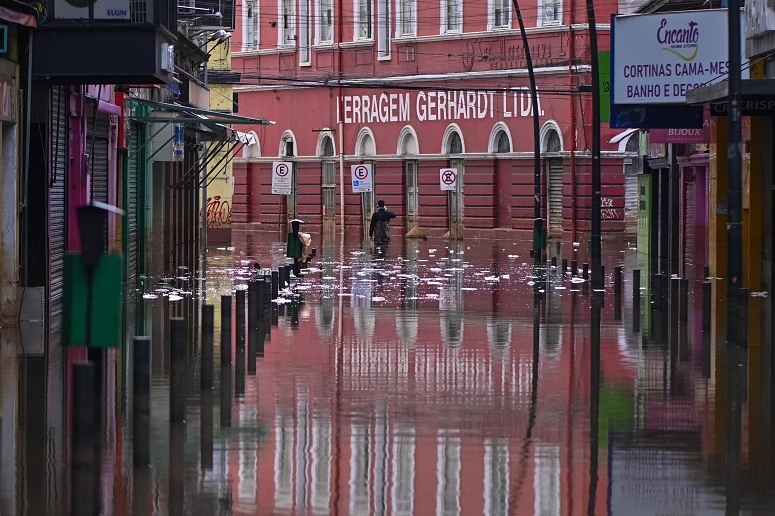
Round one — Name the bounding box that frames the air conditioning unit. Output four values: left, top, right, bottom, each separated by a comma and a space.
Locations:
54, 0, 131, 20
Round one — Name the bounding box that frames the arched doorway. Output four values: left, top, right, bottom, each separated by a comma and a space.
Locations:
279, 131, 298, 223
398, 126, 419, 233
318, 131, 336, 230
355, 128, 376, 238
623, 133, 640, 234
541, 122, 563, 238
443, 124, 465, 239
490, 123, 513, 228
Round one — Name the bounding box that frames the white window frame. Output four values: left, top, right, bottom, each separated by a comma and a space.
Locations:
354, 0, 374, 41
538, 0, 562, 26
440, 0, 462, 34
489, 0, 511, 30
316, 0, 334, 44
299, 0, 312, 63
278, 0, 297, 47
395, 0, 416, 37
243, 0, 259, 51
377, 0, 391, 59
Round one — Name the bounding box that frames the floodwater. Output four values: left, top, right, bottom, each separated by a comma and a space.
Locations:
1, 234, 775, 515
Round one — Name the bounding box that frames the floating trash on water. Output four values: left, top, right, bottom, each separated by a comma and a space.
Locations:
429, 249, 437, 253
430, 267, 443, 272
273, 298, 291, 304
351, 251, 365, 255
372, 296, 386, 302
178, 266, 188, 270
752, 291, 769, 297
323, 276, 337, 280
555, 286, 567, 290
501, 274, 510, 279
418, 259, 429, 263
571, 277, 586, 284
216, 247, 226, 251
143, 294, 158, 299
429, 255, 436, 258
168, 294, 183, 301
338, 293, 353, 297
573, 242, 580, 247
295, 285, 312, 291
508, 254, 519, 259
155, 288, 168, 293
485, 276, 500, 282
462, 287, 477, 291
227, 247, 235, 251
526, 281, 535, 286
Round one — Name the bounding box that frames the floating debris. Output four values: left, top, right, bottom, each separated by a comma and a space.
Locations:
372, 296, 386, 302
571, 277, 586, 284
485, 276, 500, 282
168, 294, 183, 301
143, 294, 158, 300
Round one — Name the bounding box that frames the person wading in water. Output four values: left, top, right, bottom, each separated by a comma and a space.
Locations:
369, 200, 396, 246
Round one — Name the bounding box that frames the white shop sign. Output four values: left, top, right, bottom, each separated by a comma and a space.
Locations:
612, 9, 748, 105
440, 168, 458, 191
272, 161, 293, 195
351, 164, 373, 193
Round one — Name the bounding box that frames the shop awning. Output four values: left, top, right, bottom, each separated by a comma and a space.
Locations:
128, 98, 274, 125
686, 79, 775, 116
608, 128, 639, 152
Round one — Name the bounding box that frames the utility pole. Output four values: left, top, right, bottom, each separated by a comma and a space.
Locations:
586, 0, 602, 288
726, 0, 743, 346
510, 0, 543, 264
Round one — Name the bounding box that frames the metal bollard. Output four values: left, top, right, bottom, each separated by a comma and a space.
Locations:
704, 264, 710, 280
669, 277, 680, 346
221, 295, 232, 365
702, 281, 712, 332
220, 365, 232, 428
201, 305, 214, 390
284, 265, 292, 285
551, 256, 557, 267
72, 362, 96, 516
170, 317, 187, 423
571, 260, 577, 277
271, 270, 280, 300
582, 263, 589, 280
247, 283, 257, 375
738, 288, 749, 346
614, 266, 622, 295
200, 390, 214, 470
679, 278, 689, 323
562, 258, 568, 274
169, 422, 185, 516
654, 274, 664, 312
258, 281, 267, 356
633, 269, 641, 333
235, 290, 246, 396
278, 266, 286, 290
133, 337, 152, 468
600, 265, 605, 288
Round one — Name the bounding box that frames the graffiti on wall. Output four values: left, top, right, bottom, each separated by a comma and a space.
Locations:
601, 197, 622, 220
200, 196, 232, 228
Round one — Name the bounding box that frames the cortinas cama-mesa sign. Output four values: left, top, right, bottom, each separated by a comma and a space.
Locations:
612, 9, 748, 105
336, 89, 544, 124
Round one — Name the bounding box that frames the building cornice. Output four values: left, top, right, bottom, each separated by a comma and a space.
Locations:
234, 65, 592, 92
233, 150, 634, 163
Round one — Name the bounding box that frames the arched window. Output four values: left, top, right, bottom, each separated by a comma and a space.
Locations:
321, 135, 335, 157
243, 131, 261, 158
495, 131, 510, 153
625, 133, 640, 153
545, 130, 562, 153
279, 130, 297, 157
356, 128, 376, 156
447, 132, 463, 154
398, 127, 419, 155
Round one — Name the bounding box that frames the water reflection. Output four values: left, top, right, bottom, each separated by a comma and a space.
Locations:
3, 236, 775, 515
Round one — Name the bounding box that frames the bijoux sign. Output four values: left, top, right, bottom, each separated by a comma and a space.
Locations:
612, 9, 747, 105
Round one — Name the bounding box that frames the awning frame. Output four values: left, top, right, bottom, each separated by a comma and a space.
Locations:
128, 97, 274, 126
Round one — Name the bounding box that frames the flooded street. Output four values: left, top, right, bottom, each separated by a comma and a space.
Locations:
2, 235, 774, 515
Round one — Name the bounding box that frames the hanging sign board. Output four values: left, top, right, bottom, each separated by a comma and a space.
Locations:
272, 161, 293, 195
351, 164, 373, 193
440, 168, 458, 191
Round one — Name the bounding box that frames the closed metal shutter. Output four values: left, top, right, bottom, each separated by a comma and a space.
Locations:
87, 118, 110, 249
48, 86, 68, 343
127, 123, 140, 282
624, 159, 639, 234
683, 171, 695, 273
548, 159, 563, 237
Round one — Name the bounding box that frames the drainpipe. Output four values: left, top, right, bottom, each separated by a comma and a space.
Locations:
337, 0, 345, 234
569, 7, 577, 244
510, 0, 542, 263
202, 58, 209, 304
21, 29, 32, 286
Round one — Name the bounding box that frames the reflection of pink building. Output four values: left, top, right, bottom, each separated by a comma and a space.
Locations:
219, 290, 633, 515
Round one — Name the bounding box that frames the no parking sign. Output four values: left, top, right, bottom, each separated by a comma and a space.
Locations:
440, 168, 457, 191
351, 164, 373, 193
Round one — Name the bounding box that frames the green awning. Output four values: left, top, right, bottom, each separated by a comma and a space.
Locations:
128, 98, 274, 125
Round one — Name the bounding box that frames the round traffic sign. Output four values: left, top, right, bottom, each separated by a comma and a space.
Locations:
275, 163, 290, 177
441, 169, 456, 185
354, 165, 369, 180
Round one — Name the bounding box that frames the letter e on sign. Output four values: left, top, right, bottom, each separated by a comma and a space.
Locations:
272, 161, 294, 195
351, 163, 373, 193
440, 168, 457, 191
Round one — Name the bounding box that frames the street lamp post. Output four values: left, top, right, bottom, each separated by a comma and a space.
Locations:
510, 0, 543, 264
586, 0, 602, 288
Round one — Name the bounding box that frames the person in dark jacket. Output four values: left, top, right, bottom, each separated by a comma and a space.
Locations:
369, 200, 396, 246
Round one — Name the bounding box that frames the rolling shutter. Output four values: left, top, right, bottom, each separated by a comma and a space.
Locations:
683, 170, 695, 273
48, 86, 68, 344
624, 159, 639, 234
87, 118, 110, 249
548, 159, 563, 237
127, 123, 140, 282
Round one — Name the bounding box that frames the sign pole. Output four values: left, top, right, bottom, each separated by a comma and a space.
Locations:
586, 0, 602, 288
510, 0, 543, 263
